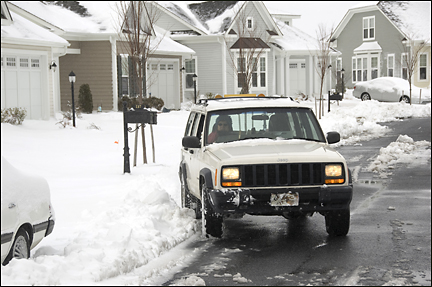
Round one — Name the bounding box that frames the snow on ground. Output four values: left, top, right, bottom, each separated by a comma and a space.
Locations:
1, 91, 431, 285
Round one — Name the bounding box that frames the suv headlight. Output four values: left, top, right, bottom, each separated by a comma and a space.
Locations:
221, 167, 242, 187
325, 164, 345, 184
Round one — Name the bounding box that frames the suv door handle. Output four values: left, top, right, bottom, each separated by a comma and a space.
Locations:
8, 203, 16, 209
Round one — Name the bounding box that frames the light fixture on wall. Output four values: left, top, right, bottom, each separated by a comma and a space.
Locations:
180, 67, 185, 72
49, 61, 57, 72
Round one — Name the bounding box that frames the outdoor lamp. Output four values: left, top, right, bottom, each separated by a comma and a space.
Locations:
69, 71, 76, 127
49, 61, 57, 72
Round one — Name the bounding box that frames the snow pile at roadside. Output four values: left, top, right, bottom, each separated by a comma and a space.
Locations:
316, 99, 431, 146
368, 134, 431, 177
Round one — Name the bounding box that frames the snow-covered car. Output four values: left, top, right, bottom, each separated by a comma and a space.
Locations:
179, 95, 353, 238
353, 77, 430, 103
1, 157, 55, 265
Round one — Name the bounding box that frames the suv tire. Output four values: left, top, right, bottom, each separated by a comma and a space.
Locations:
201, 182, 223, 238
325, 209, 350, 236
180, 169, 201, 219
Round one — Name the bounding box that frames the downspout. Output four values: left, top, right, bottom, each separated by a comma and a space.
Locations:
110, 36, 118, 111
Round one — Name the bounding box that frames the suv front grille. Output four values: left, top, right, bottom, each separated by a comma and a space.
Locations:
241, 163, 324, 187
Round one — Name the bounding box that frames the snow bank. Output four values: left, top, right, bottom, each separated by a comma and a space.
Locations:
368, 134, 431, 178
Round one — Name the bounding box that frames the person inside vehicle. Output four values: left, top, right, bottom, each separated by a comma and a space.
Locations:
208, 115, 232, 144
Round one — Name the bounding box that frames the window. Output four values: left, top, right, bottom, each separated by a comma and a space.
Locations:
20, 58, 29, 68
387, 54, 394, 77
120, 54, 129, 95
401, 53, 408, 80
352, 54, 379, 82
31, 58, 40, 68
371, 56, 378, 79
419, 53, 427, 80
238, 56, 266, 89
6, 57, 16, 67
352, 58, 356, 82
363, 16, 375, 40
185, 58, 196, 89
247, 17, 253, 30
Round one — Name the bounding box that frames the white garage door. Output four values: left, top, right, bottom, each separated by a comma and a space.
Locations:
289, 61, 306, 98
147, 61, 178, 110
1, 55, 43, 119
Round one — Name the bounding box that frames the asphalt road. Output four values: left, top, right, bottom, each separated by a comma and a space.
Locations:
162, 117, 431, 286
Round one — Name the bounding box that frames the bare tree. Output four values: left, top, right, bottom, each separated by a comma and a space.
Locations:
116, 1, 163, 165
116, 1, 162, 103
399, 35, 429, 105
224, 5, 271, 94
312, 24, 336, 119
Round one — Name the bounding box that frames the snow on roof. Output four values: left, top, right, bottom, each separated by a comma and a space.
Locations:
151, 26, 195, 55
378, 1, 431, 40
271, 19, 317, 52
10, 1, 116, 34
1, 10, 69, 46
157, 1, 245, 35
353, 41, 382, 53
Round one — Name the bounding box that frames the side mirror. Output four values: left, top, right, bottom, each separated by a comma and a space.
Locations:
327, 132, 340, 144
182, 136, 201, 149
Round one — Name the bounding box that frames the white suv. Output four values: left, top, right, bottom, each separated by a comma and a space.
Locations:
179, 96, 353, 238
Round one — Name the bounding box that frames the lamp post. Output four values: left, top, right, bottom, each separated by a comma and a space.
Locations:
193, 73, 197, 103
69, 71, 76, 127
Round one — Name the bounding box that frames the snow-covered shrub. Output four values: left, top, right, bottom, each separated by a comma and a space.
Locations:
1, 107, 27, 125
143, 96, 164, 110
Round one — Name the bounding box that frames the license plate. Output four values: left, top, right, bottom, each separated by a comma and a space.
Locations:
270, 192, 299, 206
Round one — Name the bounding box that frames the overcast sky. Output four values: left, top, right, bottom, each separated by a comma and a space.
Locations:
264, 1, 372, 36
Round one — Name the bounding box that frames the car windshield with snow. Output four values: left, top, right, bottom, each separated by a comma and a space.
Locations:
180, 95, 353, 238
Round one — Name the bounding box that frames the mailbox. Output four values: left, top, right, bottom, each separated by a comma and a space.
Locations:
122, 102, 157, 173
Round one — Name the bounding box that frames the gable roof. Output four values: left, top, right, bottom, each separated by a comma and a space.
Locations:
1, 9, 69, 47
156, 1, 282, 37
334, 1, 431, 41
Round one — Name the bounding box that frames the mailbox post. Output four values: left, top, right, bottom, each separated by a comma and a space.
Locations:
122, 102, 157, 173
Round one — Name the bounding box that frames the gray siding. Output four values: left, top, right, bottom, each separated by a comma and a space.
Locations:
336, 10, 405, 88
60, 41, 113, 111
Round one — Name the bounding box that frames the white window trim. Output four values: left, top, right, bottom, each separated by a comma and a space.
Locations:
387, 54, 394, 77
401, 53, 408, 80
246, 16, 254, 31
418, 53, 428, 82
235, 53, 268, 93
352, 53, 380, 83
362, 16, 375, 41
184, 56, 198, 91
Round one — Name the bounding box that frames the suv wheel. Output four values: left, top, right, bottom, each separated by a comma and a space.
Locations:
180, 169, 202, 219
325, 209, 350, 236
201, 182, 223, 238
400, 96, 410, 104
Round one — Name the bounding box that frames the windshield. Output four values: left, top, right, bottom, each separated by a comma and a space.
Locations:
205, 108, 326, 145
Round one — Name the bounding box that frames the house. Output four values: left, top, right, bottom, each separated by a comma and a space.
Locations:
332, 1, 431, 89
150, 1, 333, 101
1, 1, 69, 120
3, 1, 337, 116
5, 1, 195, 114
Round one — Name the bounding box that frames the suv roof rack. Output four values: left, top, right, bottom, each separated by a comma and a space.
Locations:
197, 94, 294, 105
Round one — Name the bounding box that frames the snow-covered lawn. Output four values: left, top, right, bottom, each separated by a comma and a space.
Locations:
1, 92, 431, 285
